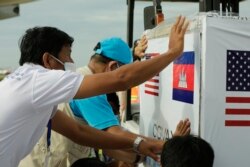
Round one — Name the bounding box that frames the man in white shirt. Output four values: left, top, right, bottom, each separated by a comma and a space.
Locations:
0, 16, 189, 167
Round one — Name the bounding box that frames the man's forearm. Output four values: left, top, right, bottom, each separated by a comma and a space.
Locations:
75, 50, 178, 99
52, 111, 134, 150
73, 125, 134, 149
115, 50, 177, 89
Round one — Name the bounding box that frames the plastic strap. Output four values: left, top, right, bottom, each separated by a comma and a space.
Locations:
44, 119, 52, 167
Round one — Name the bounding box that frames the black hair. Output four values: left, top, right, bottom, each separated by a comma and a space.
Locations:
161, 135, 214, 167
19, 26, 74, 66
90, 53, 114, 64
71, 158, 107, 167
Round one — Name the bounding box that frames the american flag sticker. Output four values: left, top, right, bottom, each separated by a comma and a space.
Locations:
225, 50, 250, 127
144, 53, 160, 96
172, 51, 195, 104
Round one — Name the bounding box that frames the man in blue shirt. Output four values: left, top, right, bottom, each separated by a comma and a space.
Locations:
69, 37, 191, 166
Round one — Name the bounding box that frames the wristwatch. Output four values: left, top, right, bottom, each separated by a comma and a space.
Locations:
133, 137, 145, 153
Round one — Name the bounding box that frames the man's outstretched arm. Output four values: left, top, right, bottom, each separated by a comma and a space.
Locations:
52, 110, 162, 161
74, 16, 189, 99
102, 118, 191, 163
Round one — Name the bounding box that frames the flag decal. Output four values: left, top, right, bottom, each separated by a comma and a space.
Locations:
172, 51, 195, 104
225, 50, 250, 127
144, 53, 160, 96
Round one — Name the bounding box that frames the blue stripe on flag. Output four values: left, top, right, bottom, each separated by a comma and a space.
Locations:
172, 88, 193, 104
174, 51, 194, 64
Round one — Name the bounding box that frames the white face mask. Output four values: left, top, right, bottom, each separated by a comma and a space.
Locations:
64, 62, 76, 72
50, 55, 76, 72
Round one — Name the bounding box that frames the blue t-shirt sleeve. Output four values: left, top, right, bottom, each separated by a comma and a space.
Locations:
69, 94, 119, 130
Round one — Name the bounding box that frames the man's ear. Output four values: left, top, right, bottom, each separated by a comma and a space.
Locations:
107, 61, 117, 71
42, 52, 52, 69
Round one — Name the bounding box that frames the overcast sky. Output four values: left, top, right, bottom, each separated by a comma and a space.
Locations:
0, 0, 249, 70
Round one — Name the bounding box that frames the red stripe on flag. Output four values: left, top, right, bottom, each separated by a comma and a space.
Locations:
145, 84, 159, 89
145, 90, 158, 96
226, 109, 250, 115
148, 79, 159, 83
226, 97, 250, 103
225, 120, 250, 126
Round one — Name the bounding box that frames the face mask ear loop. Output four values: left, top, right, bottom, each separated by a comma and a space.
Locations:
50, 55, 64, 66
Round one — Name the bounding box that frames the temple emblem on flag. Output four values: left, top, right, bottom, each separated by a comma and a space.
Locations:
178, 69, 187, 88
172, 51, 195, 104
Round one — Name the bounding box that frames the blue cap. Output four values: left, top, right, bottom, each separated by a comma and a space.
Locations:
95, 37, 132, 64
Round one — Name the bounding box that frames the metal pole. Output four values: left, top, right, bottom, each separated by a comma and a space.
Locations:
153, 0, 164, 25
200, 0, 239, 14
127, 0, 134, 48
231, 0, 239, 13
221, 0, 227, 12
213, 0, 220, 11
199, 0, 212, 12
126, 0, 135, 121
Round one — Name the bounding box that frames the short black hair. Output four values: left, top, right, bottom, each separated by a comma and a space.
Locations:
19, 26, 74, 66
90, 53, 114, 64
161, 135, 214, 167
71, 158, 107, 167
